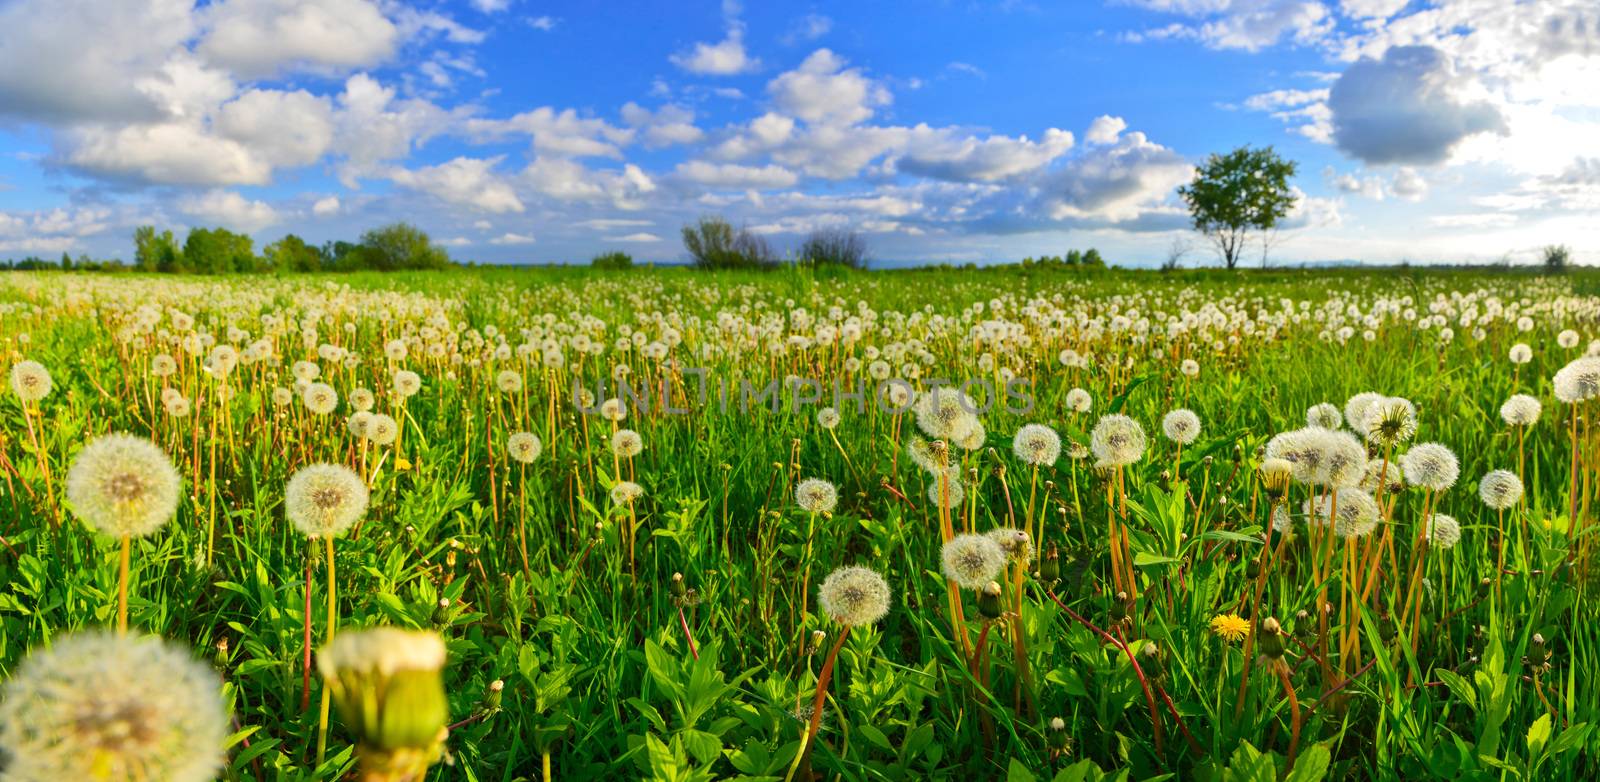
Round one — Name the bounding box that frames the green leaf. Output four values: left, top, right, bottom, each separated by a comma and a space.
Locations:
1132, 552, 1180, 567
1527, 713, 1552, 757
1007, 757, 1037, 782
1285, 743, 1331, 782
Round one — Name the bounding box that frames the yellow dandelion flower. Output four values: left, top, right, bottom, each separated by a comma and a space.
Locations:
1210, 613, 1250, 644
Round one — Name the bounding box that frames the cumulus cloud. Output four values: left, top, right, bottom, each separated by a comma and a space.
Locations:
216, 89, 336, 167
1123, 0, 1335, 52
781, 14, 833, 45
898, 128, 1075, 183
466, 107, 634, 158
674, 161, 799, 189
1085, 116, 1128, 145
490, 232, 535, 245
66, 124, 272, 186
388, 157, 526, 213
1328, 45, 1507, 165
620, 103, 704, 148
521, 158, 657, 209
768, 50, 891, 125
671, 0, 759, 75
198, 0, 398, 79
1034, 132, 1194, 222
179, 189, 281, 232
312, 196, 341, 216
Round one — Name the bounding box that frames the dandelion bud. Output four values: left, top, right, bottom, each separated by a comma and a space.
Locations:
809, 630, 827, 654
1039, 543, 1060, 582
1259, 617, 1285, 659
431, 598, 452, 627
1245, 559, 1261, 580
978, 581, 1004, 620
671, 572, 687, 599
481, 679, 504, 715
1047, 717, 1070, 751
1259, 458, 1293, 498
1111, 592, 1128, 622
319, 628, 449, 777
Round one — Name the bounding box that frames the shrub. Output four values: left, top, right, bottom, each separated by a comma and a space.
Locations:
591, 251, 634, 270
1543, 244, 1571, 274
681, 216, 777, 269
799, 228, 868, 269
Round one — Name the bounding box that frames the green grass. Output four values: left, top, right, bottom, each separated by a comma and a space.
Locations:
1, 266, 1597, 781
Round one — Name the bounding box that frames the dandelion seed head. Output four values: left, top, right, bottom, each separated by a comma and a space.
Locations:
926, 474, 965, 509
1361, 396, 1417, 446
1306, 402, 1342, 430
1012, 424, 1061, 467
817, 407, 841, 430
1306, 488, 1380, 539
0, 631, 227, 782
1343, 392, 1382, 433
349, 388, 376, 412
286, 463, 369, 539
1500, 394, 1542, 427
65, 434, 182, 539
302, 382, 338, 415
913, 388, 979, 442
1509, 343, 1533, 364
365, 413, 398, 446
1424, 513, 1461, 549
610, 481, 644, 505
1090, 414, 1146, 466
1553, 356, 1600, 403
392, 370, 422, 398
796, 478, 838, 514
1064, 388, 1092, 414
495, 369, 523, 394
1478, 469, 1523, 510
1180, 359, 1200, 378
941, 533, 1006, 590
1161, 409, 1200, 444
986, 527, 1034, 564
611, 429, 643, 458
507, 432, 542, 464
599, 398, 627, 422
817, 566, 891, 626
1401, 442, 1459, 492
1559, 329, 1581, 349
9, 360, 51, 403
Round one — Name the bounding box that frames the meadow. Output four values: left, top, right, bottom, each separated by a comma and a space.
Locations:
1, 265, 1598, 781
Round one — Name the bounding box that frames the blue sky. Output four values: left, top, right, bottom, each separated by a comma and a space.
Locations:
1, 0, 1597, 266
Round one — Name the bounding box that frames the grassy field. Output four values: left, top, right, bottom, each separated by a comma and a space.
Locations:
1, 266, 1598, 781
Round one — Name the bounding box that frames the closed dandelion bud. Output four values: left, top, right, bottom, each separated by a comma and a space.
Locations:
1111, 592, 1128, 622
1259, 617, 1285, 659
1245, 559, 1261, 580
319, 628, 449, 777
1259, 458, 1293, 499
671, 572, 687, 599
978, 581, 1004, 620
1137, 641, 1165, 682
1047, 717, 1070, 751
1039, 543, 1061, 582
809, 630, 827, 655
482, 679, 504, 714
431, 598, 451, 627
1295, 610, 1314, 638
1478, 576, 1493, 596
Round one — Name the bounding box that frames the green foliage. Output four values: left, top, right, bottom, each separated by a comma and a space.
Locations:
262, 234, 323, 273
798, 228, 868, 269
591, 250, 634, 270
358, 222, 452, 271
183, 227, 258, 274
134, 225, 183, 272
681, 215, 778, 269
1543, 244, 1571, 274
1178, 145, 1299, 269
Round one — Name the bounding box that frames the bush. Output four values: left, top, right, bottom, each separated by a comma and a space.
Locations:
591, 251, 634, 270
681, 216, 777, 269
798, 228, 867, 269
1543, 244, 1571, 274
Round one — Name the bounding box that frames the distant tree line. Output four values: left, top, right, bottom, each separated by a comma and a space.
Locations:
670, 216, 869, 270
1, 222, 453, 273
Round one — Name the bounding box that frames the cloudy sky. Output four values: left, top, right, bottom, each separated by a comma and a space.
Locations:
1, 0, 1597, 266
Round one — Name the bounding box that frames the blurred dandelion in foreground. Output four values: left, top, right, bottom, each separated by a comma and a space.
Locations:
1210, 613, 1250, 644
66, 433, 182, 539
286, 463, 370, 539
319, 627, 449, 780
941, 533, 1005, 590
507, 432, 543, 464
0, 631, 227, 782
817, 566, 891, 626
795, 478, 838, 515
1305, 402, 1342, 430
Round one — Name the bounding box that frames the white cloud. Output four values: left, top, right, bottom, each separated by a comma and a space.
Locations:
217, 89, 336, 167
1034, 131, 1195, 222
490, 232, 535, 245
621, 103, 705, 147
1085, 115, 1128, 145
528, 15, 558, 30
466, 107, 634, 158
1327, 45, 1507, 165
334, 74, 459, 183
578, 218, 654, 229
606, 232, 664, 242
198, 0, 398, 79
389, 156, 526, 213
179, 189, 281, 232
898, 128, 1076, 183
312, 196, 341, 216
66, 124, 272, 186
768, 50, 890, 125
521, 158, 657, 209
1124, 0, 1335, 52
781, 14, 832, 45
1391, 167, 1428, 200
1338, 0, 1408, 19
472, 0, 513, 12
671, 0, 759, 75
0, 205, 114, 253
674, 161, 799, 189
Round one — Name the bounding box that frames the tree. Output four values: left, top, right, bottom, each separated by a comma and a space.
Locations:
798, 228, 868, 268
360, 222, 450, 270
1082, 248, 1105, 267
184, 228, 257, 273
133, 226, 182, 272
681, 216, 777, 269
264, 234, 323, 273
1178, 145, 1298, 269
1543, 244, 1571, 274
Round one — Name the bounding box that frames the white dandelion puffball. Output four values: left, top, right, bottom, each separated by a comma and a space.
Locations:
302, 382, 339, 415
1401, 443, 1460, 492
9, 360, 51, 403
1509, 343, 1532, 364
1180, 359, 1200, 378
1559, 329, 1581, 349
1424, 513, 1462, 549
150, 354, 177, 377
0, 631, 227, 782
1478, 469, 1524, 510
817, 566, 891, 626
1500, 394, 1541, 427
1553, 356, 1600, 403
1090, 414, 1146, 466
611, 428, 643, 458
393, 370, 422, 398
65, 434, 182, 538
346, 411, 372, 439
1359, 459, 1404, 495
1161, 409, 1201, 444
912, 387, 979, 442
272, 387, 294, 408
365, 413, 399, 446
507, 432, 543, 464
496, 369, 523, 394
796, 478, 838, 514
349, 388, 376, 412
927, 474, 966, 509
941, 533, 1006, 590
1013, 423, 1062, 467
1360, 396, 1418, 445
286, 463, 369, 538
1306, 488, 1380, 539
1064, 388, 1092, 413
384, 339, 408, 361
610, 481, 644, 506
1306, 402, 1342, 430
1317, 429, 1368, 488
599, 398, 627, 422
1343, 392, 1382, 433
817, 407, 841, 430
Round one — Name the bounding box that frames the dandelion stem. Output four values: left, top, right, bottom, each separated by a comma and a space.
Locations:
117, 534, 131, 634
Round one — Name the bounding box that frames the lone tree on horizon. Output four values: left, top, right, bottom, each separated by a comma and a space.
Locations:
1178, 145, 1297, 269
